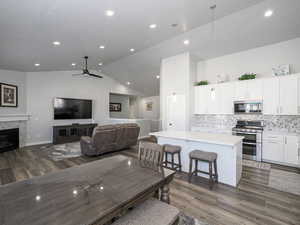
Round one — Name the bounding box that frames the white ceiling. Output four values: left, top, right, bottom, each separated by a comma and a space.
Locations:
1, 0, 300, 96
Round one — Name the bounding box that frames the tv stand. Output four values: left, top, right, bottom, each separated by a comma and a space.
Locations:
53, 123, 97, 144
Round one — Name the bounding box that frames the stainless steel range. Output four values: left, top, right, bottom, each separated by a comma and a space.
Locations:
232, 120, 264, 161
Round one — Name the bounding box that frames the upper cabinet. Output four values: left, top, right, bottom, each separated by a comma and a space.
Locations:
234, 79, 263, 101
263, 78, 280, 115
279, 76, 298, 115
194, 74, 300, 116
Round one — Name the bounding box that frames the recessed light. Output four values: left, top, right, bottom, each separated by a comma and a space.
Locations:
99, 45, 105, 49
98, 62, 103, 66
149, 24, 157, 29
35, 195, 41, 201
34, 63, 40, 67
71, 63, 76, 66
183, 40, 190, 45
53, 41, 61, 46
264, 9, 273, 17
156, 75, 160, 79
130, 48, 135, 52
127, 82, 131, 85
105, 10, 115, 17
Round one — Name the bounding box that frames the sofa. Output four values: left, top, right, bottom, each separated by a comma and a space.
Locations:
80, 123, 140, 156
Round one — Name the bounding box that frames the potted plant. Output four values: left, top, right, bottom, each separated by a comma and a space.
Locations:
238, 73, 257, 81
195, 80, 209, 86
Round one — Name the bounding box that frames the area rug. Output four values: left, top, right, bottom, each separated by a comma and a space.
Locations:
242, 159, 271, 170
269, 169, 300, 196
40, 142, 81, 161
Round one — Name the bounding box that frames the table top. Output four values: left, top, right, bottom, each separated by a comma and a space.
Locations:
150, 130, 244, 146
0, 155, 174, 225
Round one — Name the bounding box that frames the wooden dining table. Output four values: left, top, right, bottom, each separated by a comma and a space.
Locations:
0, 155, 175, 225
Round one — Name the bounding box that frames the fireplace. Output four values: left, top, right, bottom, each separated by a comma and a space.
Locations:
0, 128, 19, 153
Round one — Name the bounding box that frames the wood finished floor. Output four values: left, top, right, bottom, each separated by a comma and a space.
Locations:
0, 145, 300, 225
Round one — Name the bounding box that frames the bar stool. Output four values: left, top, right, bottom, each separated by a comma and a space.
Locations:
162, 144, 182, 172
188, 150, 218, 189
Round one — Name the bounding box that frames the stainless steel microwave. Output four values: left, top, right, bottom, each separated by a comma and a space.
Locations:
234, 101, 263, 114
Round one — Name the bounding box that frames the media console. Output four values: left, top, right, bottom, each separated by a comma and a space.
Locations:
53, 123, 97, 144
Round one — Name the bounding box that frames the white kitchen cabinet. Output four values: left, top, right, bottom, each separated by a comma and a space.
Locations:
194, 86, 209, 114
279, 76, 298, 115
263, 78, 280, 115
247, 79, 263, 100
263, 133, 299, 166
234, 81, 248, 100
234, 79, 263, 101
207, 85, 220, 114
263, 140, 285, 162
284, 136, 299, 165
219, 82, 235, 114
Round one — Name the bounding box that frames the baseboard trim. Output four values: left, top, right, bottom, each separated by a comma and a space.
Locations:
25, 141, 52, 147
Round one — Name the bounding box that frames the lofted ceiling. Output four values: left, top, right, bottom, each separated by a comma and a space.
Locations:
0, 0, 300, 96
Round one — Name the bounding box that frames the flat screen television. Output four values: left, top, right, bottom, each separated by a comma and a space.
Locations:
54, 97, 92, 120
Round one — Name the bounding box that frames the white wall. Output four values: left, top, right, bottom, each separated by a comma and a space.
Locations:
0, 69, 27, 115
139, 96, 160, 120
26, 71, 141, 145
109, 94, 130, 118
197, 38, 300, 83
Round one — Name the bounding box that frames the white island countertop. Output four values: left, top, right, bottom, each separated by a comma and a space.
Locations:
150, 130, 244, 146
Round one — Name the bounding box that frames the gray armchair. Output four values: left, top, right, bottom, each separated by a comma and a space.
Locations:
80, 123, 140, 156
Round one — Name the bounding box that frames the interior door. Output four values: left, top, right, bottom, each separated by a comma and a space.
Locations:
263, 78, 280, 115
279, 76, 298, 115
167, 94, 186, 131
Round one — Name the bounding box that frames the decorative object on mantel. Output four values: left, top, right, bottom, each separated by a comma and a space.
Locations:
216, 74, 228, 83
0, 83, 18, 107
272, 64, 290, 76
238, 73, 257, 81
195, 80, 209, 86
109, 102, 122, 112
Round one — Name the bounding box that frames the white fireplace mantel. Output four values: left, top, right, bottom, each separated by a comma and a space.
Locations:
0, 114, 31, 122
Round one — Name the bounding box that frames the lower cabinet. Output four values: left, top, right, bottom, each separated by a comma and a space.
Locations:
263, 134, 299, 166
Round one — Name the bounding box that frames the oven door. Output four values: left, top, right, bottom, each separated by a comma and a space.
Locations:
232, 131, 260, 161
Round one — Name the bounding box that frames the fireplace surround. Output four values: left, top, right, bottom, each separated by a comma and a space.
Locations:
0, 128, 19, 153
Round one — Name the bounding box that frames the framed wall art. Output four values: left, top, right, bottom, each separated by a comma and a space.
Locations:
0, 83, 18, 107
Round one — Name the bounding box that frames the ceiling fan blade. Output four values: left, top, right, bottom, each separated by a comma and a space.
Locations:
72, 73, 83, 76
88, 73, 103, 78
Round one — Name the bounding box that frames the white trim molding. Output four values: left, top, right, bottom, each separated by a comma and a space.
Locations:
0, 114, 31, 122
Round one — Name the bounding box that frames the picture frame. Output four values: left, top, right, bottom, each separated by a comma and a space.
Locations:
146, 102, 153, 111
109, 103, 122, 112
272, 64, 290, 76
0, 83, 18, 107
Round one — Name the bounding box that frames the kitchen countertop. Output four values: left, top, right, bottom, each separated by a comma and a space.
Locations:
150, 131, 244, 146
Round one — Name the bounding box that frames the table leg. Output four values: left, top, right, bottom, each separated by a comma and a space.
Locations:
161, 184, 170, 204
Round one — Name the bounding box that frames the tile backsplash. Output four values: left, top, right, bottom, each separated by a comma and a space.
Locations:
192, 115, 300, 134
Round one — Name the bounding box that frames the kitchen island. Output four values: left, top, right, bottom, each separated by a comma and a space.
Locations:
150, 131, 244, 187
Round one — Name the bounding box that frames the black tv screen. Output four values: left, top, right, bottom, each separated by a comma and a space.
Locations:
54, 98, 92, 120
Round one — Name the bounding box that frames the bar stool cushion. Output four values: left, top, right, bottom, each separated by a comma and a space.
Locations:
163, 144, 181, 153
189, 150, 217, 162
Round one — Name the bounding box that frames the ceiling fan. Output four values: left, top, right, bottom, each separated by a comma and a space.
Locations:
73, 56, 103, 78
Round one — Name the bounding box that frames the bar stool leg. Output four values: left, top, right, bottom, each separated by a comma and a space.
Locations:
171, 153, 175, 170
209, 162, 213, 190
188, 158, 193, 183
178, 152, 182, 172
214, 159, 218, 183
195, 160, 198, 176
